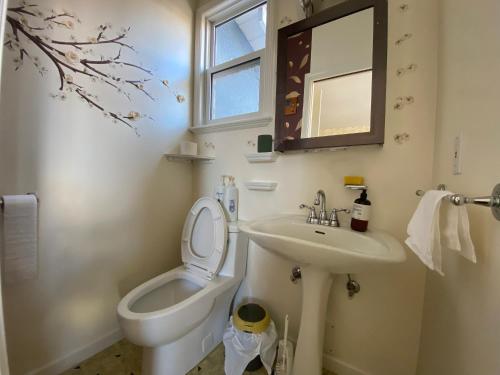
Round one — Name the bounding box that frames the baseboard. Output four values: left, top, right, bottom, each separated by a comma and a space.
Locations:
25, 329, 123, 375
323, 353, 371, 375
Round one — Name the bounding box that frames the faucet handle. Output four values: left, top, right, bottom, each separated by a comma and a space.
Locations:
299, 204, 319, 224
329, 208, 351, 227
331, 208, 351, 214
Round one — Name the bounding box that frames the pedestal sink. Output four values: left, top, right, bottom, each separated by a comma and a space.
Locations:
239, 215, 406, 375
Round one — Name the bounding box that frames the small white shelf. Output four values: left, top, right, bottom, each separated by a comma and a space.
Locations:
164, 154, 215, 162
245, 181, 278, 191
245, 152, 279, 163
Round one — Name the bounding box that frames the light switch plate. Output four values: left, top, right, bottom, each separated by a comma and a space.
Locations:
453, 134, 463, 175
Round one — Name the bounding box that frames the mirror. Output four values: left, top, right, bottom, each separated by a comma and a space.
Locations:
274, 0, 387, 152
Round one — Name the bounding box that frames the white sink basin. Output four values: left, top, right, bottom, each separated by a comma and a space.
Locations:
239, 215, 406, 375
240, 215, 405, 273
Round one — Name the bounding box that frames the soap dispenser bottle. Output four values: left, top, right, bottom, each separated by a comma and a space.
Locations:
224, 176, 239, 222
351, 189, 371, 232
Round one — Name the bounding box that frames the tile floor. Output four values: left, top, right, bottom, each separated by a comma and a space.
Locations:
60, 339, 336, 375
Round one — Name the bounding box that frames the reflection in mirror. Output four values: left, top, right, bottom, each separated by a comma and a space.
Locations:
301, 8, 373, 138
302, 70, 372, 137
275, 0, 387, 151
285, 7, 373, 139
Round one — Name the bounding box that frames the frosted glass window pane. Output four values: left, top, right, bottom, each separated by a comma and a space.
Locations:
215, 3, 267, 65
211, 59, 260, 120
312, 70, 372, 137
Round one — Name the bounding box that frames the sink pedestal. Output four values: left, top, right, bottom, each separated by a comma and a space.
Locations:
240, 215, 406, 374
293, 266, 333, 375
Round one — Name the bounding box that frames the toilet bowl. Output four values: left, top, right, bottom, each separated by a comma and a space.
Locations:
117, 197, 248, 375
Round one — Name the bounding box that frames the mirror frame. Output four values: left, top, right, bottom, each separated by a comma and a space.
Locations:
274, 0, 388, 152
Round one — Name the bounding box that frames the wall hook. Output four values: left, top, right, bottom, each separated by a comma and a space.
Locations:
395, 33, 413, 46
399, 4, 410, 12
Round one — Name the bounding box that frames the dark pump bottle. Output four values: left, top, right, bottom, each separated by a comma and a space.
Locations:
351, 190, 371, 232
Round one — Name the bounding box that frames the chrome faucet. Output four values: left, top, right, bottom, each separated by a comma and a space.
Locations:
299, 204, 318, 224
314, 190, 329, 225
300, 190, 351, 227
329, 208, 351, 227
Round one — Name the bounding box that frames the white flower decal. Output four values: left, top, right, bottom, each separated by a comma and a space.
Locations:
64, 51, 79, 65
4, 1, 186, 136
127, 111, 140, 120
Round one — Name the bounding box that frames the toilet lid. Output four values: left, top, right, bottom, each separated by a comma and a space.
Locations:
181, 197, 228, 279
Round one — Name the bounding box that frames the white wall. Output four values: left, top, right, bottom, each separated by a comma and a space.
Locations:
0, 0, 11, 373
194, 0, 439, 374
0, 0, 195, 374
416, 0, 500, 373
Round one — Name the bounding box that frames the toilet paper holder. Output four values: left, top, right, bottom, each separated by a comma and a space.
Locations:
416, 183, 500, 221
0, 193, 39, 211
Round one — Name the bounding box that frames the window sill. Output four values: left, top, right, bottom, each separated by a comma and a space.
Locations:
190, 116, 273, 134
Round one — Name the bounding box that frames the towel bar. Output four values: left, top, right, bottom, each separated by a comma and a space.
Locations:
416, 183, 500, 221
0, 193, 39, 211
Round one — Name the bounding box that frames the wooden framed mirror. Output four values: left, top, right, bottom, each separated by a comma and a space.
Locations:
274, 0, 388, 152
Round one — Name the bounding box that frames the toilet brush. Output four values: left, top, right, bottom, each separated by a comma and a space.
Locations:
275, 315, 293, 375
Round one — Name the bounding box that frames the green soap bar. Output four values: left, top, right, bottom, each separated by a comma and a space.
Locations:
257, 134, 273, 152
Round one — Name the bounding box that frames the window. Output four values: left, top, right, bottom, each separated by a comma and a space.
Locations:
213, 4, 267, 66
194, 0, 273, 130
211, 59, 261, 120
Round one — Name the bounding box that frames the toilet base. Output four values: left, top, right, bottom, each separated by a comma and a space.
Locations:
141, 285, 237, 375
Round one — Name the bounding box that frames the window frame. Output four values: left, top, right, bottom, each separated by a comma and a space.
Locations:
206, 51, 263, 123
192, 0, 275, 133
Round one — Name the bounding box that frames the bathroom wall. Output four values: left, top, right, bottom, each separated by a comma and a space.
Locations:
416, 0, 500, 374
193, 0, 438, 374
0, 0, 195, 374
0, 1, 11, 374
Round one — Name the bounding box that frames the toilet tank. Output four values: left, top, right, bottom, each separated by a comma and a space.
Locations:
218, 222, 248, 279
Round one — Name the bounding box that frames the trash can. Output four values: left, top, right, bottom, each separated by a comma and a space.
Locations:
223, 303, 277, 375
234, 303, 270, 371
233, 303, 270, 334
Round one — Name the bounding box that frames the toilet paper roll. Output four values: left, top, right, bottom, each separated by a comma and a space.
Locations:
180, 141, 198, 156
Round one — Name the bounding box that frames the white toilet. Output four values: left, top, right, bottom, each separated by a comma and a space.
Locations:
117, 197, 248, 375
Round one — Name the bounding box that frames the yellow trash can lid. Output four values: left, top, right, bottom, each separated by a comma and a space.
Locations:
233, 303, 270, 334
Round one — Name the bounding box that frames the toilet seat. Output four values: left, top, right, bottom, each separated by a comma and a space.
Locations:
117, 195, 247, 374
181, 197, 228, 280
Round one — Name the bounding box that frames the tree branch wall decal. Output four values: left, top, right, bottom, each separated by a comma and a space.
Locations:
3, 1, 185, 136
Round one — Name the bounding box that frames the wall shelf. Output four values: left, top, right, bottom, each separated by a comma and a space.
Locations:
245, 152, 279, 163
245, 181, 278, 191
164, 154, 215, 162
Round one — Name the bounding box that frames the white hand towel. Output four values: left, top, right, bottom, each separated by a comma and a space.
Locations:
405, 190, 450, 275
2, 195, 38, 284
443, 204, 476, 263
